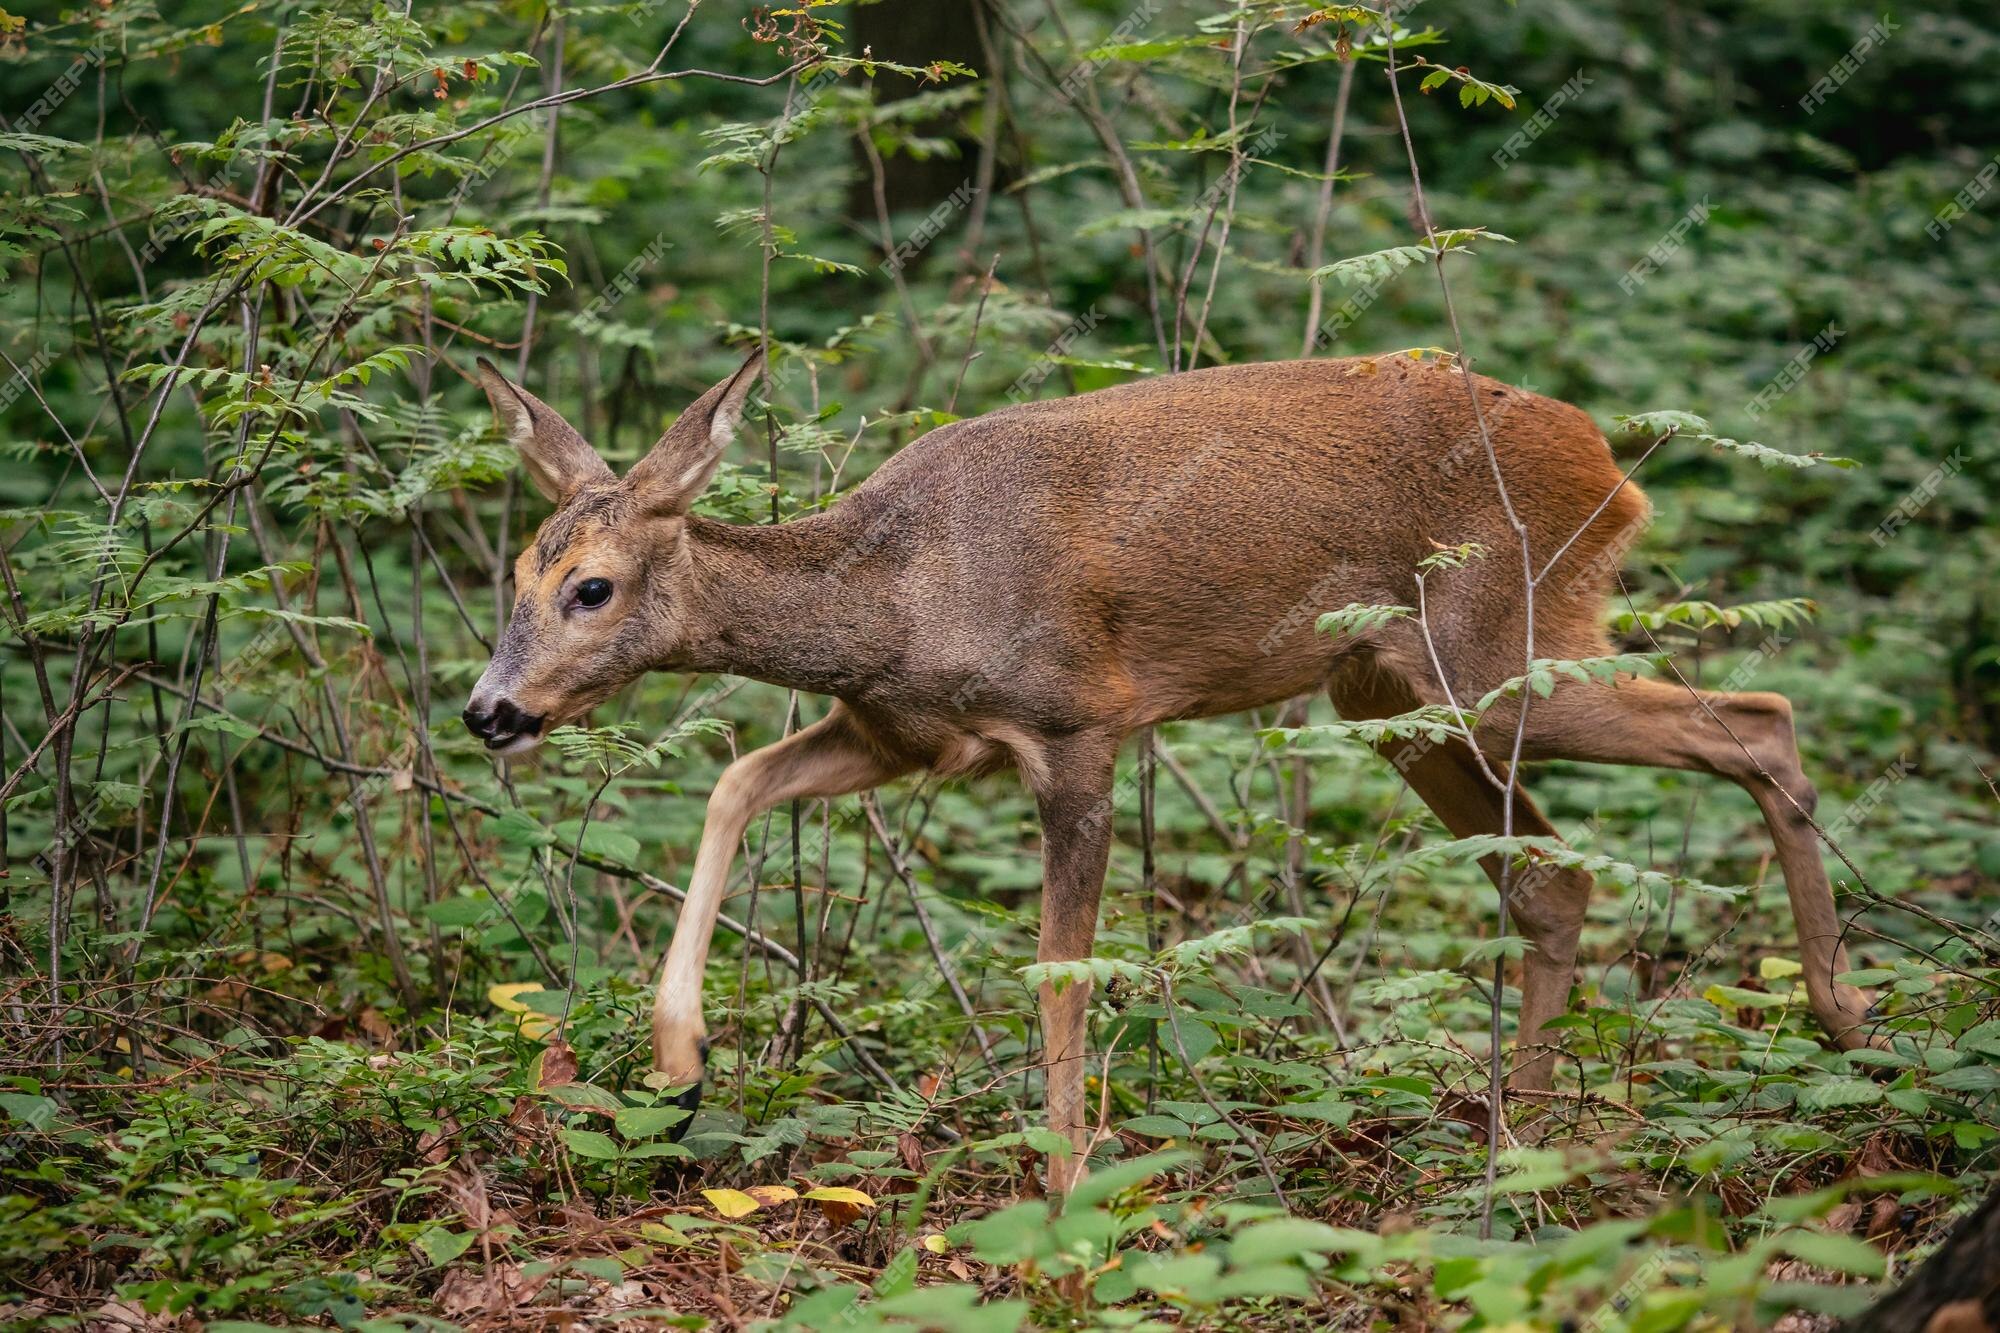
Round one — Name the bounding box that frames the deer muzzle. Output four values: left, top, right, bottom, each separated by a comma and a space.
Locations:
460, 694, 547, 753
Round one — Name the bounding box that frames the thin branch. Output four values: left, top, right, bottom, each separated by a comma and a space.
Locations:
948, 252, 1003, 414
1379, 23, 1533, 1240
1300, 58, 1357, 357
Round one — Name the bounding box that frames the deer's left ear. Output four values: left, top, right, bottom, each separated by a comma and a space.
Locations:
627, 349, 765, 516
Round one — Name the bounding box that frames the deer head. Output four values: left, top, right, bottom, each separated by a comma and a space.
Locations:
460, 352, 762, 753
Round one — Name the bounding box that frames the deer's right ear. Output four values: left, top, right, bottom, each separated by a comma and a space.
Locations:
476, 357, 614, 504
625, 349, 765, 517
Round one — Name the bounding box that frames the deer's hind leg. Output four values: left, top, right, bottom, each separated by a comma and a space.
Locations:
1330, 667, 1595, 1093
1502, 674, 1875, 1051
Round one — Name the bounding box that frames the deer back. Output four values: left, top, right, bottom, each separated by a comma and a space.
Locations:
765, 355, 1645, 755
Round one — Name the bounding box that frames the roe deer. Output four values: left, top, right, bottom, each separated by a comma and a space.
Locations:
463, 349, 1876, 1182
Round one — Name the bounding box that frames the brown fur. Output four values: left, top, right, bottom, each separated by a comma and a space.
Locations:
468, 352, 1874, 1178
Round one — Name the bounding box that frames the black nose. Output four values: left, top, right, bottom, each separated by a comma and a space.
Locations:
461, 697, 541, 744
460, 702, 498, 739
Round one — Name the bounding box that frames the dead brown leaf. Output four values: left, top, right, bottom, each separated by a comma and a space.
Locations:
537, 1040, 579, 1089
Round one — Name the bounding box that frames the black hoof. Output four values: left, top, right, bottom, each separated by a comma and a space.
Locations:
663, 1078, 702, 1144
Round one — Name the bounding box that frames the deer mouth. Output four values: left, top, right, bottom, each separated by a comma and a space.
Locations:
463, 696, 548, 753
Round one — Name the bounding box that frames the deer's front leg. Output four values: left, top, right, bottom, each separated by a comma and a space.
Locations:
1028, 734, 1121, 1194
652, 706, 909, 1127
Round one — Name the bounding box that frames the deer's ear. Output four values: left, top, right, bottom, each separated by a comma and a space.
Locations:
626, 349, 765, 516
476, 357, 614, 504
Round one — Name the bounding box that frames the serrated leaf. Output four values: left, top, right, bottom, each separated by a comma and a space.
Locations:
1929, 1064, 2000, 1093
1797, 1077, 1882, 1111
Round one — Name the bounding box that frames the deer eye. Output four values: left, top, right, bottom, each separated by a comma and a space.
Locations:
574, 577, 613, 609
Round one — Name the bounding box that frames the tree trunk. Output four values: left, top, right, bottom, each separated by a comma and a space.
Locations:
1849, 1181, 2000, 1333
845, 0, 984, 221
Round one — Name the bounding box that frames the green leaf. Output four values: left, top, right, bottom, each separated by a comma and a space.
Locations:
545, 1081, 624, 1113
414, 1226, 476, 1267
1065, 1151, 1193, 1211
1085, 36, 1210, 63
616, 1106, 692, 1140
1228, 1218, 1346, 1265
1310, 229, 1513, 285
569, 1257, 625, 1283
0, 1093, 59, 1131
422, 897, 492, 927
491, 809, 556, 848
1208, 1264, 1317, 1301
1929, 1064, 2000, 1093
1773, 1229, 1886, 1278
553, 820, 641, 865
963, 1200, 1053, 1264
0, 132, 83, 158
561, 1129, 620, 1160
623, 1140, 693, 1160
1316, 601, 1412, 639
1703, 983, 1791, 1010
1796, 1077, 1882, 1111
875, 1286, 1027, 1333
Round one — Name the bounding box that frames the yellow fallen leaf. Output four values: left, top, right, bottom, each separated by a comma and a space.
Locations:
489, 982, 556, 1039
1760, 957, 1803, 981
703, 1188, 761, 1219
488, 981, 545, 1013
745, 1185, 797, 1208
803, 1186, 876, 1208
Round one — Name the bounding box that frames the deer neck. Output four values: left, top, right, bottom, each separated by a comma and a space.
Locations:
676, 514, 892, 698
